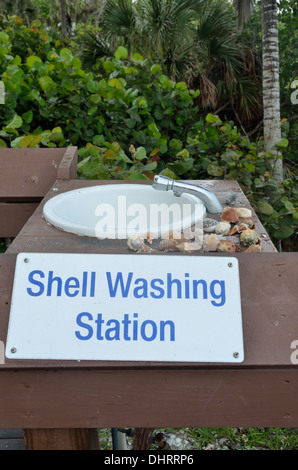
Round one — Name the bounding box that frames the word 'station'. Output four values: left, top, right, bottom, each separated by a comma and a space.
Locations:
5, 253, 244, 363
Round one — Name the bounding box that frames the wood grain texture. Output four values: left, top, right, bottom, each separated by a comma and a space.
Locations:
1, 178, 297, 438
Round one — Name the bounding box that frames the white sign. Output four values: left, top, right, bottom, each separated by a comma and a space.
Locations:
5, 253, 244, 363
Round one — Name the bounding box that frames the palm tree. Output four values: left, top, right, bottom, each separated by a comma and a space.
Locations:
233, 0, 254, 31
261, 0, 283, 183
81, 0, 261, 127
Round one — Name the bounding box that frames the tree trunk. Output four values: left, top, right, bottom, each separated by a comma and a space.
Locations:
261, 0, 283, 184
60, 0, 68, 38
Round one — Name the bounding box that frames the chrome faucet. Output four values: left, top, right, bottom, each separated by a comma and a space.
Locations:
152, 175, 223, 214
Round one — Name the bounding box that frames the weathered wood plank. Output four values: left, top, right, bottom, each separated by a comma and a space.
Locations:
0, 147, 78, 199
0, 368, 297, 429
0, 252, 297, 368
0, 429, 26, 450
23, 428, 99, 450
0, 438, 26, 450
0, 202, 39, 237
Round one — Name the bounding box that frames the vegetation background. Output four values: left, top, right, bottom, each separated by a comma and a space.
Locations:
0, 0, 297, 450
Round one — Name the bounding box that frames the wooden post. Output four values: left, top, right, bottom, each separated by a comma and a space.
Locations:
23, 429, 100, 450
131, 428, 155, 450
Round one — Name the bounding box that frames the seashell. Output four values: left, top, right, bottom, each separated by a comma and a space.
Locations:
127, 235, 145, 251
238, 223, 249, 232
229, 225, 239, 236
236, 207, 252, 218
217, 240, 237, 253
239, 217, 255, 228
158, 239, 180, 251
168, 230, 186, 240
221, 206, 239, 223
240, 229, 259, 246
183, 226, 204, 240
244, 244, 263, 253
146, 232, 155, 244
203, 233, 220, 252
215, 221, 231, 236
177, 241, 202, 252
138, 244, 158, 253
221, 235, 240, 245
203, 218, 218, 233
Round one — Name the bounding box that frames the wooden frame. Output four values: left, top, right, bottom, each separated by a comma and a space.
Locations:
0, 147, 78, 238
0, 179, 297, 449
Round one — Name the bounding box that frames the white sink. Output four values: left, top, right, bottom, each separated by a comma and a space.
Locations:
42, 184, 206, 239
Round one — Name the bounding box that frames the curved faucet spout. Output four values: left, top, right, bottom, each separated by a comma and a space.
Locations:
152, 175, 223, 214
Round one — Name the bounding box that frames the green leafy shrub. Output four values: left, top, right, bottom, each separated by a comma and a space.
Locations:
0, 16, 296, 249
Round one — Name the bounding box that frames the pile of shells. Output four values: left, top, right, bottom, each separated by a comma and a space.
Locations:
127, 206, 263, 254
201, 206, 262, 253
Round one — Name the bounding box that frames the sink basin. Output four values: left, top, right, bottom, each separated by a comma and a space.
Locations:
42, 184, 206, 239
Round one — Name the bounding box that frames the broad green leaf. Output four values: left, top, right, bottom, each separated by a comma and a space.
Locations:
86, 79, 100, 93
273, 226, 294, 240
103, 61, 116, 73
134, 146, 146, 160
0, 138, 7, 147
5, 65, 24, 85
206, 113, 220, 124
132, 53, 144, 62
150, 64, 162, 75
25, 89, 40, 101
6, 114, 23, 129
108, 78, 122, 89
39, 75, 55, 91
176, 81, 187, 90
161, 168, 177, 179
126, 173, 148, 180
10, 136, 23, 148
72, 57, 82, 70
114, 46, 128, 60
148, 122, 160, 138
60, 48, 73, 66
276, 137, 288, 148
259, 202, 274, 215
22, 110, 33, 123
18, 134, 43, 147
207, 163, 223, 177
0, 32, 9, 45
244, 161, 255, 172
142, 161, 157, 171
26, 55, 42, 69
124, 67, 138, 74
284, 200, 294, 211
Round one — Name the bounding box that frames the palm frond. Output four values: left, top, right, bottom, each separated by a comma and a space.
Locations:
79, 31, 115, 69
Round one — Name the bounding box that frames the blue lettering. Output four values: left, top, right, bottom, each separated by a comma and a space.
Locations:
27, 270, 45, 296
133, 278, 148, 298
65, 277, 79, 297
105, 319, 120, 340
160, 320, 175, 341
75, 312, 93, 340
167, 273, 181, 299
150, 278, 164, 298
210, 280, 226, 306
106, 272, 133, 297
140, 320, 157, 341
47, 271, 62, 297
